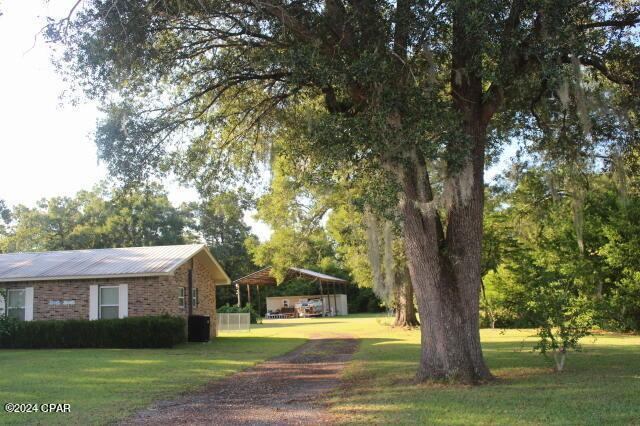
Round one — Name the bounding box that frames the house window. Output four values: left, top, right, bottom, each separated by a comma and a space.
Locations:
191, 287, 199, 307
179, 287, 186, 308
7, 289, 25, 321
99, 286, 119, 319
283, 299, 289, 308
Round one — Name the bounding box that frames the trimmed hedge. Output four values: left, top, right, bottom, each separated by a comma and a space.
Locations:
0, 315, 186, 349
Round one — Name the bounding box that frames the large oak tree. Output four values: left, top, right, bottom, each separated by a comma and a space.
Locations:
47, 0, 639, 383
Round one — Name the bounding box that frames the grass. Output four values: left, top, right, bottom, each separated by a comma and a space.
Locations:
0, 336, 303, 425
338, 329, 640, 425
1, 314, 639, 425
231, 315, 640, 425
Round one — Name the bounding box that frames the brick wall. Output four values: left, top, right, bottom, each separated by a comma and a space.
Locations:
2, 280, 90, 321
1, 251, 218, 337
172, 251, 218, 337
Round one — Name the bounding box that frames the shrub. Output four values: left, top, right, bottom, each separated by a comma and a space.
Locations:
217, 303, 261, 324
0, 315, 186, 349
528, 281, 595, 372
0, 315, 19, 342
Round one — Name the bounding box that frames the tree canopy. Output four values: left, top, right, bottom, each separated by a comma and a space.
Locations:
0, 184, 191, 252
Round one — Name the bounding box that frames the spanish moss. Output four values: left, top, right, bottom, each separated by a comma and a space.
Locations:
365, 209, 386, 301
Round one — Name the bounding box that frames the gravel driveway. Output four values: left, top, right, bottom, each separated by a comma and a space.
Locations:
120, 336, 359, 426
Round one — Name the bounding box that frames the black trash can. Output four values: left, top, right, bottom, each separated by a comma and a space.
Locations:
188, 315, 211, 342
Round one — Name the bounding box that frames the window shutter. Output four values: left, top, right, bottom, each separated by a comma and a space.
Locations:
118, 284, 128, 318
0, 289, 5, 317
24, 287, 34, 321
89, 285, 99, 320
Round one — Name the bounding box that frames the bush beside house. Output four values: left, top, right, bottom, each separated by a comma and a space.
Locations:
0, 315, 186, 349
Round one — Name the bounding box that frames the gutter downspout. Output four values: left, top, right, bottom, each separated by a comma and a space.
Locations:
188, 259, 194, 316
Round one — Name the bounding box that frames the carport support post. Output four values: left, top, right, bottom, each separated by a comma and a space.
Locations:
256, 285, 261, 316
333, 283, 338, 315
319, 280, 325, 316
326, 280, 332, 316
247, 284, 251, 309
236, 283, 241, 307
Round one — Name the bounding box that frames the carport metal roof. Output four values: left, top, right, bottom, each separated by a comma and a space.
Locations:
234, 266, 348, 286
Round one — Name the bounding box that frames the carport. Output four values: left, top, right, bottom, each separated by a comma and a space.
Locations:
233, 267, 349, 317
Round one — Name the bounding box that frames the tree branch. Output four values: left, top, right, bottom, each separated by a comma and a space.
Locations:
577, 12, 640, 30
246, 0, 316, 43
480, 0, 527, 122
577, 55, 635, 88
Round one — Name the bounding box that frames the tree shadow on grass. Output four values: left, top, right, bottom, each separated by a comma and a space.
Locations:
249, 321, 346, 329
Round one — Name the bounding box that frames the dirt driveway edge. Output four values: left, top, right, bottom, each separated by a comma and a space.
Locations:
120, 336, 359, 425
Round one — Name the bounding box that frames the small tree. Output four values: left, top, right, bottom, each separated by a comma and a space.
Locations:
528, 281, 595, 372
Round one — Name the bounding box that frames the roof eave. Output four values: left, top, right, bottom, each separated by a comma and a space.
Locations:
166, 245, 232, 286
233, 266, 349, 286
0, 271, 174, 283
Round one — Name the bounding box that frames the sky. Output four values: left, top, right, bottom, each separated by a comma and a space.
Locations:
0, 0, 272, 240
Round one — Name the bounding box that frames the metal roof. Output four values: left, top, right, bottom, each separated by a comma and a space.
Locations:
0, 244, 230, 283
289, 267, 348, 283
234, 266, 348, 286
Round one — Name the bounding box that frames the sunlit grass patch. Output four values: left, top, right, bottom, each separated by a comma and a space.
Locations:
0, 337, 304, 425
1, 315, 638, 425
323, 317, 640, 425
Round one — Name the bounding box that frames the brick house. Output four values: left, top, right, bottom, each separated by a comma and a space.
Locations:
0, 245, 230, 337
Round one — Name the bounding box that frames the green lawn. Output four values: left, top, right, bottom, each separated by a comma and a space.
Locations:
324, 319, 640, 425
232, 315, 640, 425
0, 336, 303, 425
1, 315, 639, 425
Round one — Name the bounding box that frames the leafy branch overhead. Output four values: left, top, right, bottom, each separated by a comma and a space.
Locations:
45, 1, 637, 183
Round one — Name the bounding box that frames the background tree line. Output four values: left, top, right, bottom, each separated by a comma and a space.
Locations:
4, 155, 638, 333
0, 183, 384, 313
0, 185, 256, 307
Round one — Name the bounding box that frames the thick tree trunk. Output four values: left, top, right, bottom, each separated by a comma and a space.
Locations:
400, 123, 493, 384
394, 275, 419, 328
402, 195, 493, 382
396, 1, 500, 383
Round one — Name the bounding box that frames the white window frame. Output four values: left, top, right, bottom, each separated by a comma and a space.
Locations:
179, 287, 186, 309
7, 289, 26, 320
98, 285, 120, 319
191, 287, 199, 307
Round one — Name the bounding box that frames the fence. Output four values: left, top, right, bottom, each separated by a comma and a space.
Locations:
217, 313, 251, 332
